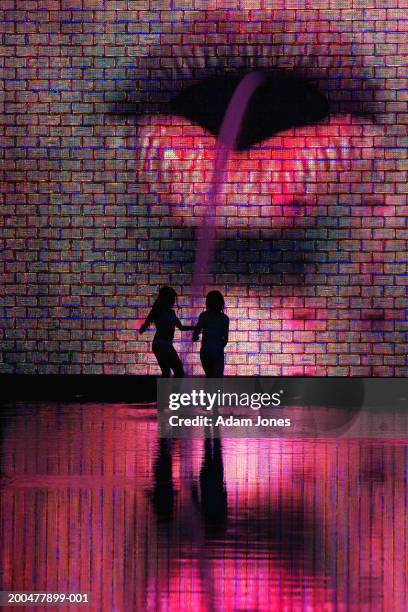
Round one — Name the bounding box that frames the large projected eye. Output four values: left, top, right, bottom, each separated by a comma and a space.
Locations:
170, 71, 330, 151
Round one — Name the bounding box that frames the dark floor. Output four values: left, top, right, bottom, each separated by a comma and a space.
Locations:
1, 402, 407, 611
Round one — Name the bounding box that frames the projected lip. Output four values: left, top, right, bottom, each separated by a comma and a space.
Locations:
138, 70, 381, 229
138, 112, 379, 228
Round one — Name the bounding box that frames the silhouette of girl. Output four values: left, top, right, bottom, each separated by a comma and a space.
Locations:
193, 290, 229, 377
139, 286, 193, 377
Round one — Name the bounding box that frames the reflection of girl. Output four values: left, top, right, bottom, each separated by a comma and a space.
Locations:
193, 291, 229, 377
139, 287, 193, 377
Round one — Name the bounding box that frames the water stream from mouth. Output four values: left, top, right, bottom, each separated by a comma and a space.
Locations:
186, 71, 267, 373
191, 71, 267, 293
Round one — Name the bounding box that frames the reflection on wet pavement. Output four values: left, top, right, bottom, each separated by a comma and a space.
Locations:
1, 403, 407, 611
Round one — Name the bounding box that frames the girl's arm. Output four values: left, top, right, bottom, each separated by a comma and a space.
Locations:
192, 313, 204, 341
139, 309, 154, 333
175, 316, 195, 332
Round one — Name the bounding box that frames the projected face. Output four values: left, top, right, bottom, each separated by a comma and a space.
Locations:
3, 2, 407, 376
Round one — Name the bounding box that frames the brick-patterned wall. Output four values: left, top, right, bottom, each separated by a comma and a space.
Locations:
0, 1, 407, 376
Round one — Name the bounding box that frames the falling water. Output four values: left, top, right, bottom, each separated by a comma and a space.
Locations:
191, 71, 267, 293
185, 71, 267, 373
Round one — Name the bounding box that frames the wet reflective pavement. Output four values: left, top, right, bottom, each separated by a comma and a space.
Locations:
1, 403, 407, 611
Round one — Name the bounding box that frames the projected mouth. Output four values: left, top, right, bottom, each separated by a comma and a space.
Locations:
138, 111, 377, 226
170, 71, 330, 151
137, 69, 381, 292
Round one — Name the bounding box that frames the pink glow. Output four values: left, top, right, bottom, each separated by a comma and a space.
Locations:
2, 404, 408, 610
138, 114, 379, 230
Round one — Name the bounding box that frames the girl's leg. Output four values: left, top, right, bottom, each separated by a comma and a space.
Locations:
201, 346, 224, 377
169, 346, 185, 377
200, 349, 212, 377
153, 345, 172, 377
213, 351, 225, 377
